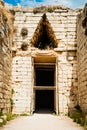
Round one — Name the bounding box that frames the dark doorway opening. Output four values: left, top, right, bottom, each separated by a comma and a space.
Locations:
35, 66, 55, 86
31, 14, 57, 50
34, 60, 56, 113
35, 90, 54, 113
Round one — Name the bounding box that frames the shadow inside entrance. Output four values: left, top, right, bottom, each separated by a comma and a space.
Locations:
35, 90, 54, 114
34, 109, 55, 114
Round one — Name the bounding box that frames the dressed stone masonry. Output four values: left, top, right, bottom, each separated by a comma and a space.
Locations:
12, 6, 79, 115
77, 4, 87, 114
0, 1, 87, 115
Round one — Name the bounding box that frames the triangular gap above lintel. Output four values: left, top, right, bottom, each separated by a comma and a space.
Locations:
30, 13, 59, 50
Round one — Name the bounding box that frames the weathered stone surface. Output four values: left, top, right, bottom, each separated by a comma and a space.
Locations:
1, 2, 87, 115
11, 6, 79, 115
77, 4, 87, 114
0, 2, 13, 113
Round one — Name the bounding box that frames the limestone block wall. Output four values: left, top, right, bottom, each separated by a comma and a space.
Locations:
12, 6, 78, 114
48, 9, 77, 50
12, 55, 33, 114
0, 3, 13, 113
13, 7, 77, 50
77, 5, 87, 113
0, 3, 86, 115
56, 50, 78, 114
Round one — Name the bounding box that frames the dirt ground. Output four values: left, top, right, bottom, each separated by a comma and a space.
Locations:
0, 113, 84, 130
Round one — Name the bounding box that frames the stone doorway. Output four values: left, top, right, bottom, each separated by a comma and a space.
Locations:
35, 90, 54, 113
33, 56, 57, 113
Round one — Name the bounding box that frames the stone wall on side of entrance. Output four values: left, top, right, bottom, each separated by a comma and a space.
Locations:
0, 2, 13, 113
77, 4, 87, 114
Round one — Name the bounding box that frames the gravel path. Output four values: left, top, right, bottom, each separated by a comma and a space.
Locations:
0, 113, 84, 130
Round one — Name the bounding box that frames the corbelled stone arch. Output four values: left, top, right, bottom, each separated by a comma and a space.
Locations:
30, 13, 59, 49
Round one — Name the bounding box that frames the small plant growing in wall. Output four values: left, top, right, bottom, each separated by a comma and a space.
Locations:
21, 27, 28, 37
33, 8, 39, 14
20, 113, 31, 116
10, 9, 15, 15
11, 88, 15, 95
10, 88, 15, 112
21, 42, 28, 51
84, 116, 87, 130
47, 7, 54, 13
10, 98, 14, 112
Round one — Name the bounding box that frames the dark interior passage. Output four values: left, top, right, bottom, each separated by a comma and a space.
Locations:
35, 67, 54, 86
32, 14, 57, 50
35, 90, 54, 112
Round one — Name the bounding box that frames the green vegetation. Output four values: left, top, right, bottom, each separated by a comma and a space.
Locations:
69, 111, 87, 129
84, 116, 87, 130
10, 98, 14, 112
6, 113, 17, 121
47, 7, 54, 13
11, 88, 15, 95
10, 88, 15, 112
0, 113, 17, 127
33, 5, 66, 14
0, 111, 32, 127
0, 119, 4, 127
0, 112, 4, 116
52, 112, 59, 116
20, 113, 31, 116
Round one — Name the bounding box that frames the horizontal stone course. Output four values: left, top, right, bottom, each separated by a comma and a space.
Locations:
77, 6, 87, 113
1, 3, 85, 115
0, 5, 13, 113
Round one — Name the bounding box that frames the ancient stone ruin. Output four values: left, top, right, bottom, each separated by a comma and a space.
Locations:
0, 1, 13, 113
0, 1, 87, 115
